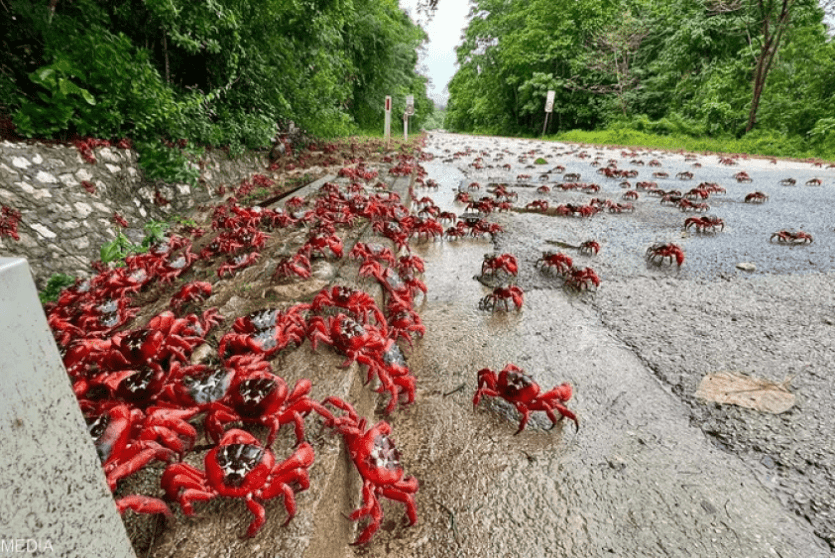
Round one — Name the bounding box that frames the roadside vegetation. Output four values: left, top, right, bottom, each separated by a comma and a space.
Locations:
445, 0, 835, 160
1, 0, 433, 178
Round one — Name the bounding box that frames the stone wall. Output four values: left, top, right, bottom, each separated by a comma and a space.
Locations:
0, 140, 268, 288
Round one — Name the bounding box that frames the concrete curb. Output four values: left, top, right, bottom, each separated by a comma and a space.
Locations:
0, 258, 136, 558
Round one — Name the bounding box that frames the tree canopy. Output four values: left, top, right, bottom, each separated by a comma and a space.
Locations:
445, 0, 835, 151
0, 0, 433, 149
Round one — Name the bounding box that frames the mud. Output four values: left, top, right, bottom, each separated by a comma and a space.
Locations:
359, 132, 834, 556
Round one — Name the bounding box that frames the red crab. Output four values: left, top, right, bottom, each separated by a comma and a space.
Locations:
564, 266, 600, 292
744, 191, 769, 204
478, 286, 524, 312
272, 253, 312, 281
645, 243, 685, 267
385, 296, 425, 347
733, 171, 753, 183
202, 360, 332, 446
322, 399, 418, 544
169, 281, 212, 313
684, 216, 724, 234
473, 364, 578, 434
770, 230, 813, 244
481, 253, 519, 279
525, 200, 549, 212
162, 429, 315, 538
578, 240, 600, 255
308, 315, 415, 413
535, 251, 572, 275
87, 404, 196, 492
217, 252, 260, 278
302, 233, 343, 259
349, 242, 397, 267
311, 286, 387, 331
219, 308, 307, 360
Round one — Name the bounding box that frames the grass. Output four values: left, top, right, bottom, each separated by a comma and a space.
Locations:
548, 128, 835, 163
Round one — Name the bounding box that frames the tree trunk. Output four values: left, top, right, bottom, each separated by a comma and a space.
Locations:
745, 0, 792, 133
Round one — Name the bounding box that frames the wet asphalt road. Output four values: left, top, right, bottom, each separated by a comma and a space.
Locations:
379, 132, 835, 557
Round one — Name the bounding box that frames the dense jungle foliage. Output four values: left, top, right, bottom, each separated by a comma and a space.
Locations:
445, 0, 835, 157
1, 0, 433, 157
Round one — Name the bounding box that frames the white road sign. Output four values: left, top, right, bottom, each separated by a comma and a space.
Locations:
545, 90, 556, 113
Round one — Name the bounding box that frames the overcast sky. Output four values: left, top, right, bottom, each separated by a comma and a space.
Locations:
400, 0, 471, 108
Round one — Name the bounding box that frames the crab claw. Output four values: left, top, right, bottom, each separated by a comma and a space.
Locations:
115, 495, 172, 516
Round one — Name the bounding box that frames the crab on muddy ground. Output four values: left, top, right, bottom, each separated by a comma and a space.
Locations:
161, 429, 315, 538
478, 285, 524, 312
473, 364, 578, 434
564, 266, 600, 292
535, 251, 573, 276
322, 398, 418, 545
480, 253, 519, 280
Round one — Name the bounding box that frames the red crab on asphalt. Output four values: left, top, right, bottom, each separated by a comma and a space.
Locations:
578, 240, 600, 255
162, 429, 315, 538
744, 191, 769, 204
564, 266, 600, 292
384, 295, 425, 347
645, 242, 685, 267
525, 200, 549, 212
473, 364, 578, 434
684, 216, 724, 234
322, 398, 418, 544
770, 230, 813, 244
478, 285, 524, 312
535, 251, 573, 276
481, 253, 519, 279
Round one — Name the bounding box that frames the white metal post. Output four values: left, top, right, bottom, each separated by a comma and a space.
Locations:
384, 96, 392, 147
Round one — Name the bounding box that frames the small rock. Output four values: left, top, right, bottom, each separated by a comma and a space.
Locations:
736, 262, 756, 272
263, 279, 328, 301
607, 454, 626, 471
11, 157, 30, 169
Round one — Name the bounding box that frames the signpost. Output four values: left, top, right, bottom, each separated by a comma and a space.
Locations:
384, 96, 392, 147
542, 89, 556, 137
404, 95, 415, 140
